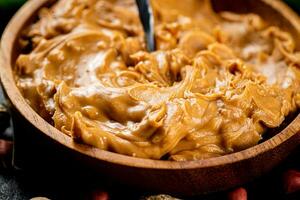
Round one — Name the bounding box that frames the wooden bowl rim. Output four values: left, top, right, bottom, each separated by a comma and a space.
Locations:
1, 0, 300, 170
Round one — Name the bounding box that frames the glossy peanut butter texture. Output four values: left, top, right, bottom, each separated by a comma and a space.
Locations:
15, 0, 300, 161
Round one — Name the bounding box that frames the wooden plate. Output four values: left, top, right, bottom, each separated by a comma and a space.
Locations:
1, 0, 300, 195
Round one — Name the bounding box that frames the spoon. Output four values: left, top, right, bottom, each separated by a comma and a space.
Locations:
135, 0, 156, 52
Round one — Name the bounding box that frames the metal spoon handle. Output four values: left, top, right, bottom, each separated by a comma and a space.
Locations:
135, 0, 156, 52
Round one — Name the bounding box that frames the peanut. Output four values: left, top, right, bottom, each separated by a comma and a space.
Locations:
0, 139, 13, 157
228, 187, 247, 200
283, 170, 300, 194
92, 190, 109, 200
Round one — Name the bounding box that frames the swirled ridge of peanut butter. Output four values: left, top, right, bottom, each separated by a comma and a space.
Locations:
15, 0, 300, 161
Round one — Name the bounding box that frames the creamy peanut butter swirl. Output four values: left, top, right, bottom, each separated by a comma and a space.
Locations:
15, 0, 300, 161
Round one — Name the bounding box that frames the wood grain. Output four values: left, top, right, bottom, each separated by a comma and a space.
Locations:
1, 0, 300, 195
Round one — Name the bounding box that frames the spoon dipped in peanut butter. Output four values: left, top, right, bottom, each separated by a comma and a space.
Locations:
135, 0, 156, 51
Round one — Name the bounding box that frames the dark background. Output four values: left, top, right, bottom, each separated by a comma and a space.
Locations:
2, 1, 300, 200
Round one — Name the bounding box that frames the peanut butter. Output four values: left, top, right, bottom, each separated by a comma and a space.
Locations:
15, 0, 300, 161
